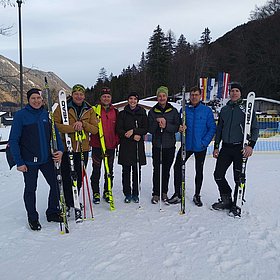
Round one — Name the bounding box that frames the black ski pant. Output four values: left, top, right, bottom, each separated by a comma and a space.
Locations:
173, 148, 207, 198
90, 147, 115, 195
122, 165, 141, 197
213, 143, 243, 203
152, 146, 175, 197
23, 160, 60, 222
61, 151, 89, 208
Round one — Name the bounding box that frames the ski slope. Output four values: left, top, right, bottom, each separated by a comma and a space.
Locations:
0, 127, 279, 280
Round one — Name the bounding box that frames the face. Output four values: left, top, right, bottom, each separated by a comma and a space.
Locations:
230, 88, 241, 102
128, 96, 138, 109
28, 94, 43, 109
157, 92, 168, 107
190, 90, 201, 106
100, 94, 112, 106
72, 91, 85, 106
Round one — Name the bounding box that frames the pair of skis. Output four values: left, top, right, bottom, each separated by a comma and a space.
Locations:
94, 105, 115, 211
45, 79, 69, 234
235, 91, 256, 216
59, 90, 94, 222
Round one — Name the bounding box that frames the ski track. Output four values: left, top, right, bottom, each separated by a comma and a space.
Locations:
0, 148, 280, 280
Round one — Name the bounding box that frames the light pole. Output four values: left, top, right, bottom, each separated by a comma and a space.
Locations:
17, 0, 23, 108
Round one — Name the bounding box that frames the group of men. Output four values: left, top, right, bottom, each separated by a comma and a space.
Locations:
8, 82, 258, 231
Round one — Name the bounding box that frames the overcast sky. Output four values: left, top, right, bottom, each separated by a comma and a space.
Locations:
1, 0, 268, 88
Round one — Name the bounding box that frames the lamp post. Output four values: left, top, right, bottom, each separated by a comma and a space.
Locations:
17, 0, 23, 108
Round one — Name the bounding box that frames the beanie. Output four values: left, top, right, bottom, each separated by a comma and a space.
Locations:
230, 82, 242, 94
27, 88, 42, 101
156, 86, 168, 97
72, 84, 85, 93
100, 87, 111, 96
127, 91, 139, 100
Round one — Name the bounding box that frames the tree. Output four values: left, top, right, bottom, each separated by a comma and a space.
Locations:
250, 0, 280, 20
199, 27, 212, 45
146, 25, 170, 94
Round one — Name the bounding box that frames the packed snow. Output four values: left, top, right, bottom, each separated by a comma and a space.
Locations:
0, 126, 279, 280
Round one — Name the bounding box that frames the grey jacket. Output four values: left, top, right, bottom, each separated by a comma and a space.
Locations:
148, 102, 180, 148
214, 99, 259, 148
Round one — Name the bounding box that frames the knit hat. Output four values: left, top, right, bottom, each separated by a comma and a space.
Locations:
27, 88, 42, 101
100, 87, 111, 96
156, 86, 168, 97
127, 91, 139, 100
72, 84, 85, 93
230, 82, 242, 94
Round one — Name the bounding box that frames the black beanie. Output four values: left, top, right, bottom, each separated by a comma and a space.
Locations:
27, 88, 42, 101
230, 83, 242, 94
127, 91, 139, 100
100, 87, 111, 96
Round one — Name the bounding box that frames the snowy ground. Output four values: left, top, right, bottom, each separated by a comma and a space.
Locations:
0, 126, 280, 280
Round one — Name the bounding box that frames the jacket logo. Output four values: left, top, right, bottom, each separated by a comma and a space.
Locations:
61, 100, 68, 123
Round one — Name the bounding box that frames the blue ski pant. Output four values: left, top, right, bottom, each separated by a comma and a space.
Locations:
23, 160, 60, 222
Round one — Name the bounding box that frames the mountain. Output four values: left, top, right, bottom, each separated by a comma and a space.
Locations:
204, 12, 280, 99
0, 54, 70, 105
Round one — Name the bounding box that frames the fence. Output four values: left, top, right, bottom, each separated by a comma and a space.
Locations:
144, 116, 280, 156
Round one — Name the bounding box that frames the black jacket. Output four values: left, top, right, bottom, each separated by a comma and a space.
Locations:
116, 105, 148, 166
148, 102, 180, 148
214, 99, 259, 148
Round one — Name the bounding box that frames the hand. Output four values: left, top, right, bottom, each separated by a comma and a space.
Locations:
125, 129, 133, 138
242, 145, 253, 158
213, 148, 219, 158
73, 121, 83, 131
156, 117, 166, 129
179, 125, 186, 133
134, 135, 141, 141
17, 165, 28, 172
52, 151, 63, 163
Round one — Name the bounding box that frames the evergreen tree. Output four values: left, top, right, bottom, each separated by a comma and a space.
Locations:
199, 27, 212, 45
146, 25, 170, 94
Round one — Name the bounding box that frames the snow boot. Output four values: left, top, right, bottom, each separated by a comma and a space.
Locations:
75, 209, 83, 223
47, 212, 63, 223
229, 205, 241, 218
193, 195, 203, 207
124, 195, 132, 203
28, 219, 41, 231
93, 193, 100, 204
168, 193, 181, 204
103, 191, 110, 203
132, 195, 139, 203
151, 195, 159, 204
212, 195, 232, 210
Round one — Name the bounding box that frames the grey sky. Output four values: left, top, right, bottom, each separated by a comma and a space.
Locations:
1, 0, 267, 88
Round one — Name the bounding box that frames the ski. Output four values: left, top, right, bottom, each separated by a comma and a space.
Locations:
180, 86, 186, 215
95, 104, 115, 211
235, 91, 256, 215
44, 78, 69, 234
58, 90, 82, 223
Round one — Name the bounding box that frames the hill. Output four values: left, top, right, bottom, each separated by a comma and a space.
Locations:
0, 54, 70, 105
205, 12, 280, 99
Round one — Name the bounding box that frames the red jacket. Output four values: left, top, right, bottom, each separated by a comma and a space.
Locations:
90, 104, 119, 149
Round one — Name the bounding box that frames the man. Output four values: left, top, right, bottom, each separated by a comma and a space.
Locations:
212, 83, 259, 216
148, 86, 180, 204
54, 84, 98, 220
90, 87, 119, 204
9, 88, 64, 231
169, 86, 216, 206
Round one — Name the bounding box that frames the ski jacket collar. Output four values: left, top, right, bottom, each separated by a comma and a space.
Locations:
153, 102, 174, 114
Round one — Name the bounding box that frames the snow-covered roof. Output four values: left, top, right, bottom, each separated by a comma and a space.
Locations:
255, 97, 280, 105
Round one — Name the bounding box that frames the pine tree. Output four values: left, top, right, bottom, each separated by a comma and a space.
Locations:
146, 25, 170, 94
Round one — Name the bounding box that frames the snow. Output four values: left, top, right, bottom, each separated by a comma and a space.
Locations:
0, 126, 280, 280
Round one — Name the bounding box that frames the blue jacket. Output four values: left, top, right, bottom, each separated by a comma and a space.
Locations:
9, 104, 64, 167
184, 102, 216, 152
